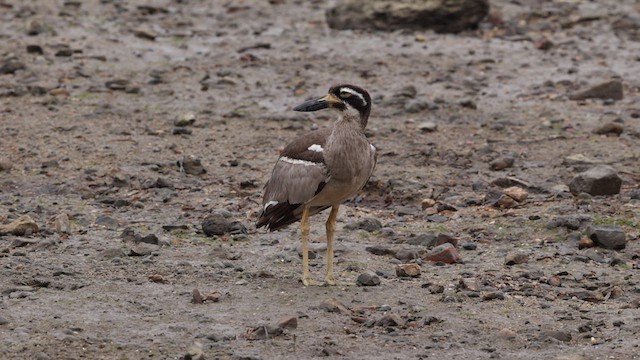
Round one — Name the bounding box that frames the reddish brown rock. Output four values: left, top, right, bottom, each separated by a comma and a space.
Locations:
395, 263, 421, 278
423, 243, 461, 264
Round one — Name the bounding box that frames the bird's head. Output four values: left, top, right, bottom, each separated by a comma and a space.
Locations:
293, 84, 371, 127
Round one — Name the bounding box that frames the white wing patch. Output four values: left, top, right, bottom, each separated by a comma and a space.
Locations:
264, 200, 278, 211
281, 156, 321, 166
340, 87, 367, 106
307, 144, 323, 152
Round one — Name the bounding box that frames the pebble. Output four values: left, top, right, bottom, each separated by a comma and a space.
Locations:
129, 243, 158, 256
394, 249, 418, 261
357, 271, 381, 286
277, 316, 297, 330
578, 237, 594, 249
569, 165, 622, 195
175, 112, 196, 127
503, 186, 528, 202
202, 214, 231, 236
192, 289, 203, 304
0, 161, 13, 172
0, 215, 39, 236
53, 213, 71, 234
569, 79, 623, 101
540, 329, 572, 342
248, 324, 283, 340
0, 315, 9, 325
179, 155, 206, 175
586, 225, 627, 250
0, 60, 26, 74
344, 217, 382, 232
319, 298, 350, 314
490, 156, 514, 171
395, 263, 421, 278
184, 342, 205, 360
98, 247, 127, 259
462, 242, 477, 250
365, 246, 396, 257
139, 234, 160, 245
94, 215, 119, 229
417, 120, 438, 132
375, 314, 404, 327
497, 328, 517, 340
482, 291, 505, 301
504, 252, 529, 266
592, 122, 624, 136
423, 243, 461, 264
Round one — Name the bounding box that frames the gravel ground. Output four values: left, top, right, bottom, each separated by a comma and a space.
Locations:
1, 0, 639, 359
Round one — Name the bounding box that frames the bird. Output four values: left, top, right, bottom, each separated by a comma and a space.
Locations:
257, 84, 376, 286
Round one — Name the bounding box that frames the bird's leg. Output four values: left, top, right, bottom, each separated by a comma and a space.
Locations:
301, 206, 318, 286
324, 206, 339, 285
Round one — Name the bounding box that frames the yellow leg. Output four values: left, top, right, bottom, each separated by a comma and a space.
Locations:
300, 206, 316, 286
324, 206, 339, 285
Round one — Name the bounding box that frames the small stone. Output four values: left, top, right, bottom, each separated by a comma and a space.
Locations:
53, 213, 71, 234
148, 274, 169, 283
202, 214, 231, 236
482, 291, 505, 301
490, 156, 514, 171
365, 246, 396, 257
139, 234, 160, 245
548, 276, 562, 287
534, 37, 554, 50
172, 127, 192, 135
357, 271, 381, 286
394, 249, 418, 261
0, 60, 26, 75
503, 186, 528, 202
129, 243, 158, 256
423, 243, 461, 264
0, 315, 9, 325
184, 342, 204, 360
578, 237, 594, 249
505, 252, 529, 266
568, 165, 622, 196
569, 79, 623, 101
417, 121, 438, 132
376, 314, 404, 327
204, 291, 222, 302
98, 247, 127, 259
0, 161, 13, 172
459, 278, 479, 291
192, 289, 203, 304
179, 155, 206, 175
248, 324, 283, 340
0, 215, 39, 236
462, 242, 477, 250
586, 225, 626, 250
132, 27, 157, 40
421, 198, 436, 209
592, 122, 624, 136
175, 112, 196, 127
541, 329, 572, 342
395, 263, 421, 278
344, 217, 382, 232
498, 328, 517, 340
277, 316, 298, 330
105, 79, 130, 91
319, 298, 350, 314
94, 215, 119, 229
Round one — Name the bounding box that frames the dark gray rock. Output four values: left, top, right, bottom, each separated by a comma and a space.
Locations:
587, 225, 626, 250
490, 156, 515, 171
569, 79, 623, 101
357, 271, 381, 286
568, 165, 622, 196
179, 155, 206, 175
202, 214, 231, 236
326, 0, 489, 33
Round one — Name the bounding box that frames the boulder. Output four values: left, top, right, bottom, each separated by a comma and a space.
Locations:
568, 165, 622, 196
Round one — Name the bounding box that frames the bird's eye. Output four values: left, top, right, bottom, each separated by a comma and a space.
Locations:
339, 91, 352, 98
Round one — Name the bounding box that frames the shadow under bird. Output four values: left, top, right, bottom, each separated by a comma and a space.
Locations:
257, 84, 377, 286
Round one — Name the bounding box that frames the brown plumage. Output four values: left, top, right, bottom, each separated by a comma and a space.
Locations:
257, 84, 376, 286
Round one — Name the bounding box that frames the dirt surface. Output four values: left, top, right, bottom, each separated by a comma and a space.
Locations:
1, 0, 640, 359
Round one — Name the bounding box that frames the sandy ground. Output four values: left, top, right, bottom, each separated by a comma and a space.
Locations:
1, 0, 639, 359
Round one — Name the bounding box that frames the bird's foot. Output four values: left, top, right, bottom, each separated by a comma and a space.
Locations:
302, 277, 323, 287
324, 276, 354, 286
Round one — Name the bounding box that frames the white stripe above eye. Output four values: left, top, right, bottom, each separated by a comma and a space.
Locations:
340, 87, 367, 106
307, 144, 323, 152
281, 156, 322, 166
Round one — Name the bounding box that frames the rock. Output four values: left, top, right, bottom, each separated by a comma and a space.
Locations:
0, 315, 10, 325
132, 26, 157, 40
592, 122, 624, 136
179, 155, 206, 175
563, 154, 601, 166
184, 342, 204, 360
545, 215, 592, 230
417, 121, 438, 132
129, 243, 158, 256
490, 156, 514, 170
175, 112, 196, 127
503, 186, 528, 202
375, 314, 404, 327
98, 247, 127, 259
0, 161, 13, 172
53, 213, 71, 234
192, 289, 203, 304
578, 237, 595, 249
319, 298, 350, 314
202, 214, 231, 236
534, 37, 553, 50
395, 263, 421, 278
121, 228, 141, 242
357, 271, 381, 286
365, 246, 396, 257
568, 165, 622, 196
458, 278, 478, 291
498, 328, 517, 340
94, 215, 119, 229
105, 79, 129, 91
0, 215, 39, 236
504, 252, 529, 266
344, 217, 382, 232
423, 243, 461, 264
326, 0, 490, 33
569, 80, 623, 101
277, 316, 298, 330
462, 242, 477, 250
482, 291, 505, 301
139, 234, 160, 245
540, 329, 572, 342
247, 324, 283, 340
394, 249, 418, 261
586, 225, 626, 250
0, 60, 26, 74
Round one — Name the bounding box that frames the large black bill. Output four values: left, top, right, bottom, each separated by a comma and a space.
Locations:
293, 96, 330, 112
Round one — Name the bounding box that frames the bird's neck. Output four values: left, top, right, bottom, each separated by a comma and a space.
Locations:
335, 112, 368, 131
